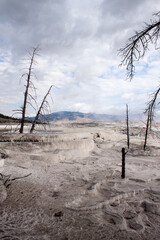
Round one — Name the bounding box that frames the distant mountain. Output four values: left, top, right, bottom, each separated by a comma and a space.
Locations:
27, 111, 124, 122
1, 111, 147, 124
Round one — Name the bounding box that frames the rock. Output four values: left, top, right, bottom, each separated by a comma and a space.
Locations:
54, 211, 64, 217
124, 211, 137, 219
141, 201, 160, 215
128, 218, 143, 231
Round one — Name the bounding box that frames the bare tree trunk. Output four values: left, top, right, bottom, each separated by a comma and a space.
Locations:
144, 111, 150, 151
126, 104, 130, 149
19, 47, 38, 133
121, 148, 126, 179
30, 85, 53, 133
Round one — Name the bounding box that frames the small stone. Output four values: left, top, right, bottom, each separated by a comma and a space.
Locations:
128, 219, 143, 231
124, 211, 137, 219
54, 211, 64, 217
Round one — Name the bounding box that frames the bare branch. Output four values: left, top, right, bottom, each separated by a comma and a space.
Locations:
12, 109, 23, 113
30, 85, 53, 133
0, 173, 32, 188
27, 101, 37, 111
119, 12, 160, 80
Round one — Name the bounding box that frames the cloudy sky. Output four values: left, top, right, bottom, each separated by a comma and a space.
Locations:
0, 0, 160, 118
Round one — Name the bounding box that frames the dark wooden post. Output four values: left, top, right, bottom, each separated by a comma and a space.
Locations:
121, 147, 126, 179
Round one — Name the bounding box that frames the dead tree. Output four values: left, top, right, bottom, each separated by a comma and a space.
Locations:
126, 104, 130, 148
144, 110, 150, 151
30, 85, 53, 133
119, 12, 160, 149
19, 46, 39, 133
144, 87, 160, 150
145, 87, 160, 130
119, 11, 160, 80
0, 172, 32, 188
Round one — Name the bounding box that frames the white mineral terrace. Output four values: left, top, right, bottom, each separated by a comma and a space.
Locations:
0, 121, 160, 239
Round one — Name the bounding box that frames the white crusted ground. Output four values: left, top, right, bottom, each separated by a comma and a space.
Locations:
0, 121, 160, 240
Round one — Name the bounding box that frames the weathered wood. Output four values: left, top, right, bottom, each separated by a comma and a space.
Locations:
126, 104, 130, 149
30, 85, 53, 133
19, 46, 39, 133
144, 112, 150, 151
121, 148, 126, 179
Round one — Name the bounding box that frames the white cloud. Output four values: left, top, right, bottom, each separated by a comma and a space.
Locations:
70, 102, 94, 113
0, 0, 160, 117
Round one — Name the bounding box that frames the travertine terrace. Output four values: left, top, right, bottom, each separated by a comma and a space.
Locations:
0, 121, 160, 240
